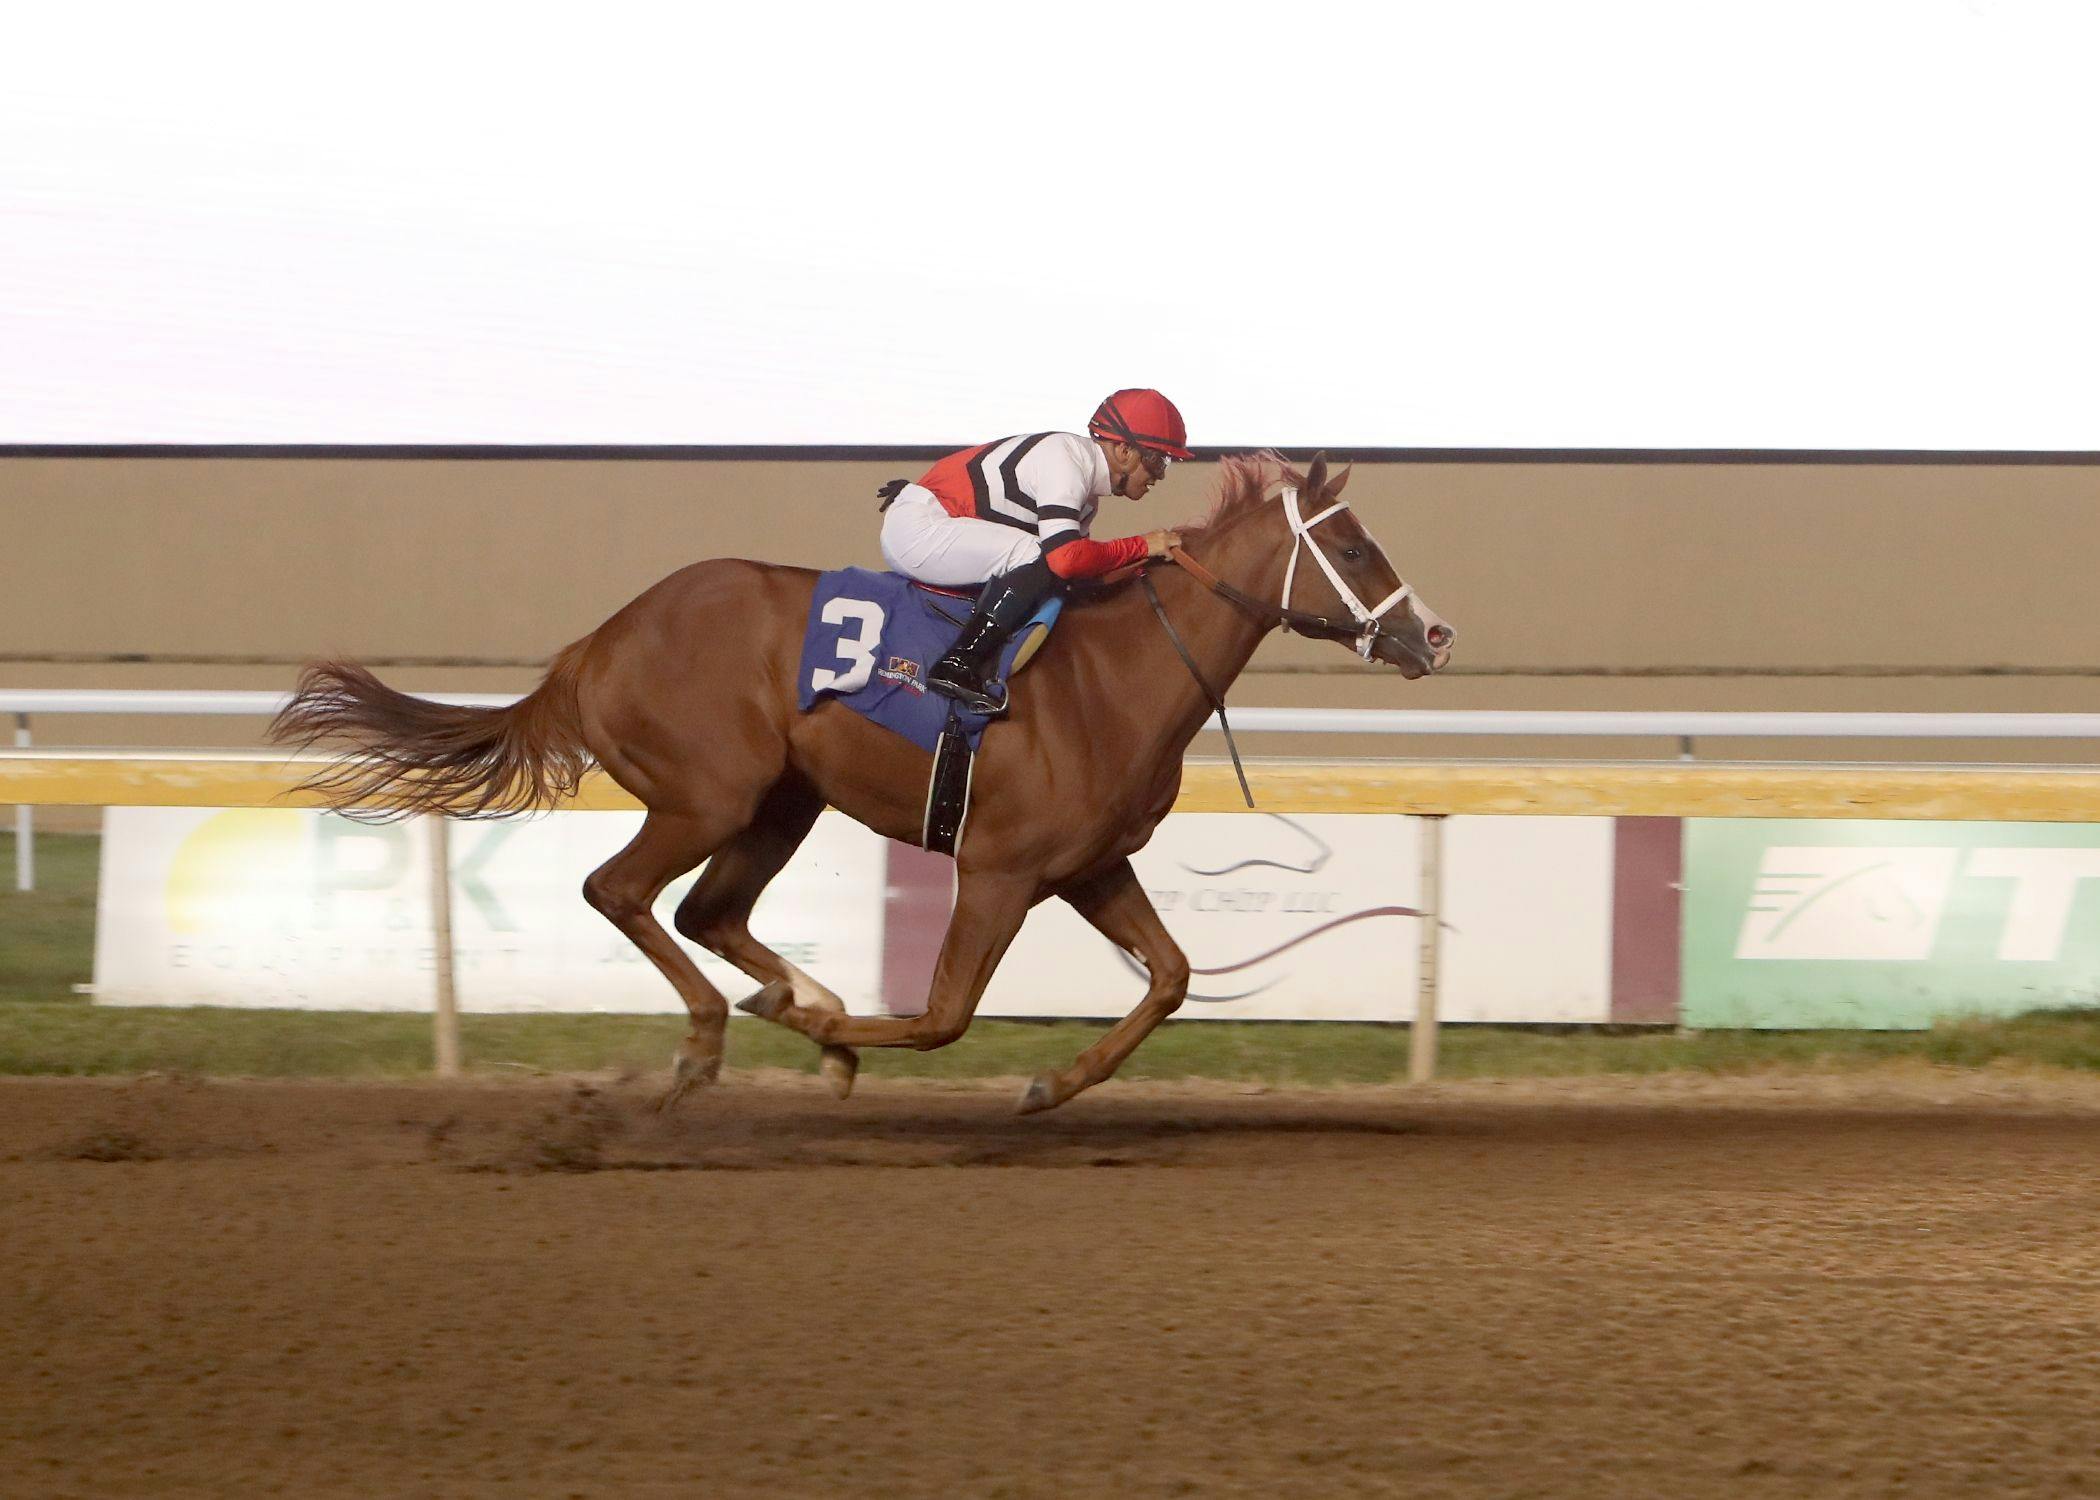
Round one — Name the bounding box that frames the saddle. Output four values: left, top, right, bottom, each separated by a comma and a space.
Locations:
796, 567, 1063, 857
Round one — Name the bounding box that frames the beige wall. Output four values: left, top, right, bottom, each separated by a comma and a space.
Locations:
6, 455, 2098, 767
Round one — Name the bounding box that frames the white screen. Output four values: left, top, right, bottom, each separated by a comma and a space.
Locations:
3, 1, 2095, 448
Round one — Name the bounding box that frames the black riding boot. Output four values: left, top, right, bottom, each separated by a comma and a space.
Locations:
927, 559, 1062, 715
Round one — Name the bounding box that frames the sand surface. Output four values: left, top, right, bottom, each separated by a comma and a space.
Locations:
8, 1068, 2100, 1498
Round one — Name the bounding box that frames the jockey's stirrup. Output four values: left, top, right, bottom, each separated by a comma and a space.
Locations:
927, 612, 1014, 715
928, 561, 1057, 717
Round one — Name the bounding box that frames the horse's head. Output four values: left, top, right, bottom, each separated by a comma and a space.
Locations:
1260, 454, 1454, 679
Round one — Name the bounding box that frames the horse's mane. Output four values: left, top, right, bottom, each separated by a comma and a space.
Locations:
1175, 451, 1292, 539
1063, 451, 1295, 612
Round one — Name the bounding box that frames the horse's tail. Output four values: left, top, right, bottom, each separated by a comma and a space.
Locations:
269, 637, 596, 821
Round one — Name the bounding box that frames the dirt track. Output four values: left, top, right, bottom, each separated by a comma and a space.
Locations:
8, 1070, 2100, 1499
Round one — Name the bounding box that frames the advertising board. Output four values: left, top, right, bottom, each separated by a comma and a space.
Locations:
987, 814, 1612, 1023
94, 808, 1620, 1023
1683, 818, 2100, 1028
93, 808, 887, 1013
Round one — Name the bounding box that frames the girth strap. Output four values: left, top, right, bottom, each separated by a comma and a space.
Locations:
921, 706, 976, 855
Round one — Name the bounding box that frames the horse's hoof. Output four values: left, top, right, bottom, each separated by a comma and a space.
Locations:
654, 1048, 721, 1112
819, 1044, 859, 1099
653, 1072, 698, 1113
1016, 1074, 1062, 1115
734, 980, 793, 1022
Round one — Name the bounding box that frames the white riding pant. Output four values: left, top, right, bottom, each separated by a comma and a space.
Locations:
878, 484, 1042, 588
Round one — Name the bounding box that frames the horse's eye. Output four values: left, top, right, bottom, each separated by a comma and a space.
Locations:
1341, 547, 1363, 561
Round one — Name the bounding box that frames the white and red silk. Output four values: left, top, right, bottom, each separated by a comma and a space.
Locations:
914, 431, 1145, 583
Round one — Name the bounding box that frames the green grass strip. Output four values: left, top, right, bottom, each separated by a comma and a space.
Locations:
0, 831, 100, 1004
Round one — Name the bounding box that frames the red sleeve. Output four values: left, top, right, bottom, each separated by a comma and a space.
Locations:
1043, 532, 1148, 580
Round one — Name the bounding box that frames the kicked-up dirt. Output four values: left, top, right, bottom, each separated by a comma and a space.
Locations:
7, 1067, 2100, 1498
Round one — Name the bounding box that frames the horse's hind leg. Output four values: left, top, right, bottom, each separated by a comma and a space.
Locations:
673, 775, 861, 1099
581, 812, 742, 1109
738, 868, 1036, 1051
1018, 858, 1190, 1114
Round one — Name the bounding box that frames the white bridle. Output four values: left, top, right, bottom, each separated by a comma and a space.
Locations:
1278, 486, 1415, 660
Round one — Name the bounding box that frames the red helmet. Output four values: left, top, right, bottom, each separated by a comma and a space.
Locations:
1088, 388, 1193, 461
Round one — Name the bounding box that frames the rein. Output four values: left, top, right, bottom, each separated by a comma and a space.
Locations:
1164, 545, 1350, 639
1136, 481, 1429, 814
1167, 486, 1416, 659
1139, 570, 1256, 810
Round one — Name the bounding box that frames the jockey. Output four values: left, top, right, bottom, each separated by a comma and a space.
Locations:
877, 388, 1193, 714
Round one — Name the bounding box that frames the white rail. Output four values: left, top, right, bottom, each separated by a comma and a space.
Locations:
0, 690, 516, 714
1223, 708, 2100, 739
5, 690, 2100, 740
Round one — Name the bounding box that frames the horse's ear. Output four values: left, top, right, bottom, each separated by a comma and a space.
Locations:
1304, 452, 1329, 496
1326, 462, 1352, 500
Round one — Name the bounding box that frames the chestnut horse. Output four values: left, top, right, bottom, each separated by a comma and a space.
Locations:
271, 453, 1453, 1112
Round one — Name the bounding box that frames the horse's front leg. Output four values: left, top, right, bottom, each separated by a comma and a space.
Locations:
738, 870, 1035, 1049
1018, 858, 1189, 1114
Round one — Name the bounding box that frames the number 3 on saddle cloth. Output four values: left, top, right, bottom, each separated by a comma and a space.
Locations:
795, 566, 1063, 856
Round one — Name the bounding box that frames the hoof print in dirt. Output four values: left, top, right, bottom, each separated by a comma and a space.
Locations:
507, 1084, 624, 1174
55, 1127, 163, 1163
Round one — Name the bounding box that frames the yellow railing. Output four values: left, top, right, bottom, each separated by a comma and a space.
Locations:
9, 750, 2100, 821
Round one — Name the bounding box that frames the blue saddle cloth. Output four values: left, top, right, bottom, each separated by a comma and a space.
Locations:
796, 567, 1059, 755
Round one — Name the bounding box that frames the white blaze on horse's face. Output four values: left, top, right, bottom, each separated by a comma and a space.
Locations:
1279, 486, 1454, 679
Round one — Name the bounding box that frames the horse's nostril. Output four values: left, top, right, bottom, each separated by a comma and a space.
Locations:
1427, 625, 1452, 649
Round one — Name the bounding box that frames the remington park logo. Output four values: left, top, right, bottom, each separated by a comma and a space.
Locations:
1737, 845, 2100, 962
876, 655, 925, 693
